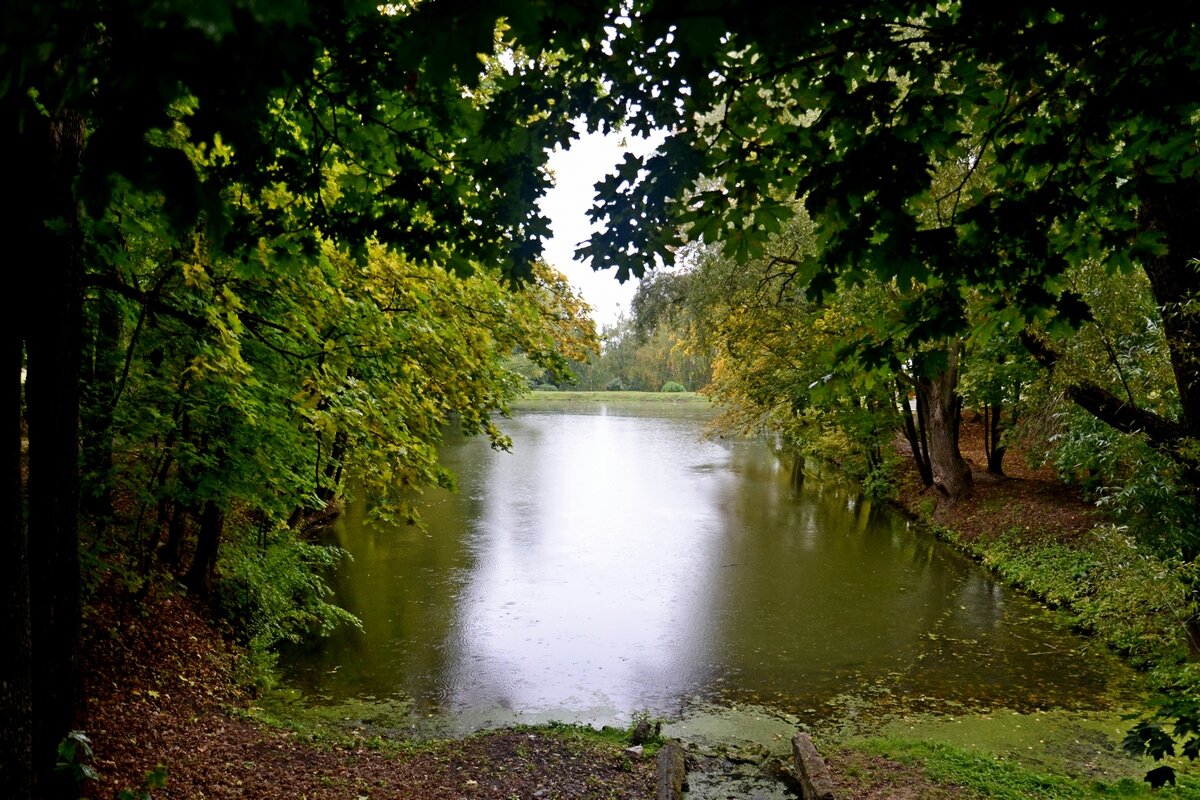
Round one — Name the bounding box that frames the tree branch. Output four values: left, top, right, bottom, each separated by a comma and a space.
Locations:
1021, 331, 1188, 453
85, 273, 205, 330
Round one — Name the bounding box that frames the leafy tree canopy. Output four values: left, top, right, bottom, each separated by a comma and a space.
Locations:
565, 3, 1198, 336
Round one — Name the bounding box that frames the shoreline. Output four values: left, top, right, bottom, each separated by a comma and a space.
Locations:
80, 403, 1200, 797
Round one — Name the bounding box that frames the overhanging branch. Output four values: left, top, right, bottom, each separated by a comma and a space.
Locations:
1021, 331, 1189, 453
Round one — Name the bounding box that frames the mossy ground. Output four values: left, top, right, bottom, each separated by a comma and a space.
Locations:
831, 735, 1200, 799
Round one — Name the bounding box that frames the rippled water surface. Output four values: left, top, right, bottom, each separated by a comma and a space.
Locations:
280, 404, 1134, 728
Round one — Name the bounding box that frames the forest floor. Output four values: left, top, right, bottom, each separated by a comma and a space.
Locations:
82, 414, 1137, 799
892, 411, 1101, 545
83, 586, 656, 799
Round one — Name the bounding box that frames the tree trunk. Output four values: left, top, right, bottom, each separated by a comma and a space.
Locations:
184, 500, 225, 598
1139, 176, 1200, 452
2, 337, 32, 799
81, 290, 122, 524
984, 401, 1006, 476
160, 501, 189, 569
896, 379, 933, 487
159, 412, 194, 568
918, 342, 973, 503
316, 429, 349, 506
24, 109, 87, 799
139, 449, 176, 576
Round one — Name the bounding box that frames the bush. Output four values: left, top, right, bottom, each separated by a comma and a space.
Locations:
1049, 408, 1200, 559
660, 381, 687, 393
531, 382, 559, 391
861, 457, 900, 501
215, 526, 359, 686
606, 378, 624, 391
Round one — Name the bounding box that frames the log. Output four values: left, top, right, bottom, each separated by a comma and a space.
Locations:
655, 740, 686, 800
792, 733, 835, 800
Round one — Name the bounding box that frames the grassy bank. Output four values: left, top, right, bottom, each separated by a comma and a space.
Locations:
818, 424, 1200, 797
514, 389, 711, 405
831, 733, 1200, 798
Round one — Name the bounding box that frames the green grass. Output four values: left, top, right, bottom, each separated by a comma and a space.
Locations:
874, 711, 1152, 782
513, 718, 665, 757
854, 737, 1200, 798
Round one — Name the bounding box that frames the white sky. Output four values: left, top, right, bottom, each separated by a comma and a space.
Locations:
538, 125, 665, 329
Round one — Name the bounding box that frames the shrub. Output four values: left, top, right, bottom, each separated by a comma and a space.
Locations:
660, 381, 687, 393
606, 378, 624, 391
215, 526, 359, 687
860, 457, 900, 501
1048, 408, 1200, 560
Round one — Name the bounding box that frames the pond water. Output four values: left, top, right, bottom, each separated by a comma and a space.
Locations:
280, 404, 1135, 732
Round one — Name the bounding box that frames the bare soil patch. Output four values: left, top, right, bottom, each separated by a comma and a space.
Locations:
893, 413, 1101, 546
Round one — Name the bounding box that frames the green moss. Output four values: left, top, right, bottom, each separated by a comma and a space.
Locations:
245, 688, 427, 752
248, 688, 663, 760
511, 712, 665, 757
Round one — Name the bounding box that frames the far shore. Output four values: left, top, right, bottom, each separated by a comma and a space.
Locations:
514, 389, 711, 405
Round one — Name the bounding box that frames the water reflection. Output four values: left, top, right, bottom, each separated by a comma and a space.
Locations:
282, 406, 1133, 725
445, 411, 731, 716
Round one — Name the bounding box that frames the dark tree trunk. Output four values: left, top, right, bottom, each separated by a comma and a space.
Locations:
316, 429, 349, 506
896, 379, 933, 487
158, 411, 194, 568
790, 453, 806, 487
184, 500, 225, 598
24, 109, 87, 798
916, 342, 973, 503
139, 449, 176, 575
984, 401, 1006, 476
1139, 177, 1200, 450
81, 290, 122, 523
2, 337, 32, 799
160, 501, 190, 569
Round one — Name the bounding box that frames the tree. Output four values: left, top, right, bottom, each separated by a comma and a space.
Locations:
959, 322, 1039, 477
4, 3, 598, 794
562, 2, 1200, 522
902, 340, 972, 500
673, 215, 893, 489
665, 207, 979, 501
8, 0, 1198, 790
554, 4, 1200, 776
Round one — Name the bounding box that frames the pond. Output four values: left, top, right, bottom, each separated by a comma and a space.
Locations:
279, 403, 1136, 734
